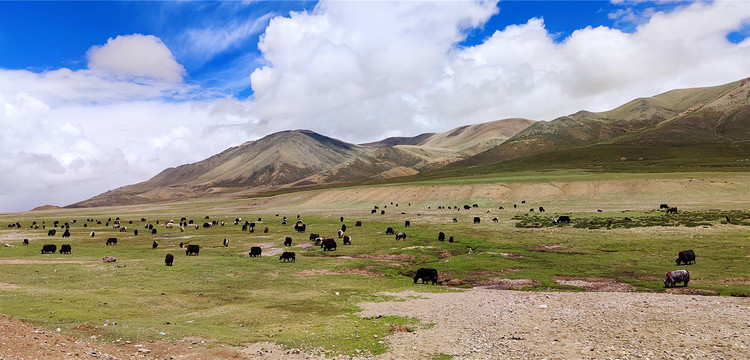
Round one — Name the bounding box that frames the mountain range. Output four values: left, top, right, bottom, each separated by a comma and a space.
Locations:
69, 78, 750, 208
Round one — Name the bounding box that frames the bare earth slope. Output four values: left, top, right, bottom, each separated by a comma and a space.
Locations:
68, 130, 368, 208
309, 118, 536, 183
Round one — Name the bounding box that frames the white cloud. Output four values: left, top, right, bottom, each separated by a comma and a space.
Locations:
182, 13, 274, 64
1, 0, 749, 212
249, 0, 499, 138
249, 0, 750, 135
87, 34, 186, 83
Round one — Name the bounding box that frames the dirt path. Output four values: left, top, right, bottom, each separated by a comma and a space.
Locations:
2, 290, 748, 359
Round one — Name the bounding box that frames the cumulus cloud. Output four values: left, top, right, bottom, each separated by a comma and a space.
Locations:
1, 0, 749, 212
248, 0, 750, 138
249, 0, 499, 139
87, 34, 186, 83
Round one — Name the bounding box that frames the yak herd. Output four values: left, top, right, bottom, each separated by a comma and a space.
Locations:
8, 203, 698, 288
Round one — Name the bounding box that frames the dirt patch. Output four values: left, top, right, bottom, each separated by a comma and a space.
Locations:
389, 325, 411, 333
438, 251, 455, 259
717, 277, 750, 284
352, 254, 416, 261
0, 231, 38, 241
477, 278, 538, 290
292, 268, 382, 278
554, 277, 637, 292
398, 246, 435, 250
0, 259, 93, 265
529, 244, 568, 252
665, 287, 720, 295
500, 252, 525, 258
0, 282, 19, 289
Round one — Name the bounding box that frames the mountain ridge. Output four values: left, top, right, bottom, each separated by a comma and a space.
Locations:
68, 78, 750, 208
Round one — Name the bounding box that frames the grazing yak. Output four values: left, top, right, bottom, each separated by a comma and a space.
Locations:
463, 205, 471, 210
473, 217, 481, 224
294, 223, 306, 233
340, 216, 344, 222
355, 221, 362, 227
395, 232, 407, 241
309, 233, 320, 241
381, 210, 385, 215
343, 235, 351, 245
284, 237, 293, 246
341, 224, 347, 232
321, 238, 337, 251
90, 231, 95, 238
41, 244, 57, 254
448, 236, 454, 243
279, 251, 295, 262
264, 227, 269, 233
314, 237, 323, 246
47, 229, 56, 236
404, 220, 410, 227
165, 253, 174, 266
452, 218, 458, 223
59, 244, 71, 254
22, 239, 29, 245
106, 238, 117, 246
438, 232, 445, 241
553, 216, 571, 224
249, 246, 262, 257
539, 207, 545, 212
338, 229, 344, 238
414, 268, 438, 285
152, 240, 158, 249
151, 228, 157, 235
186, 244, 200, 256
664, 270, 690, 288
666, 207, 678, 214
660, 204, 669, 210
492, 217, 498, 222
223, 238, 229, 247
676, 250, 696, 265
371, 209, 377, 214
385, 227, 395, 235
62, 229, 71, 238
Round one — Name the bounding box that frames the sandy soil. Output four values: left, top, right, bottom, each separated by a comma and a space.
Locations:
2, 289, 748, 360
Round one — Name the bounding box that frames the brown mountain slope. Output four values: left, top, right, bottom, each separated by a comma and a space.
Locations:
306, 118, 536, 184
364, 118, 535, 153
458, 78, 748, 167
623, 78, 750, 144
68, 130, 368, 207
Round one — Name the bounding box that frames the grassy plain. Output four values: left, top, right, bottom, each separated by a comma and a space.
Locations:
0, 170, 749, 356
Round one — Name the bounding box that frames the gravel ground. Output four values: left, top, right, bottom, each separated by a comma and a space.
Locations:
360, 289, 750, 360
2, 289, 749, 360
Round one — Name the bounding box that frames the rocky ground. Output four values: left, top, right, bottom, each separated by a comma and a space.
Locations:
2, 289, 749, 360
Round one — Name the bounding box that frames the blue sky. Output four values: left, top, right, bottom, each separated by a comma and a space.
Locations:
0, 0, 748, 211
4, 1, 742, 98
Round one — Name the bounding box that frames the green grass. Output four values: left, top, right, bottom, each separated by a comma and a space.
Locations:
1, 174, 749, 357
